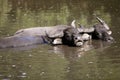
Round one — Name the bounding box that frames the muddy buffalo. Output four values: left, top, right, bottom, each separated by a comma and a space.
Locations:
0, 22, 90, 48
77, 16, 114, 42
92, 17, 114, 42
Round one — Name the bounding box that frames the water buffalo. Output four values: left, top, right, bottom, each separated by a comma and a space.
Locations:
0, 25, 64, 48
77, 16, 114, 42
92, 17, 114, 42
0, 21, 90, 48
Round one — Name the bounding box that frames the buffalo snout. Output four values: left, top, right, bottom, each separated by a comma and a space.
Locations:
73, 35, 84, 46
62, 27, 85, 46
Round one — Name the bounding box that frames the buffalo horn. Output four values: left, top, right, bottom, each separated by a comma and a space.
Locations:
71, 20, 76, 28
96, 16, 110, 30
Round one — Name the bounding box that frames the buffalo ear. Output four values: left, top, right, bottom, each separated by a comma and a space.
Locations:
71, 20, 76, 28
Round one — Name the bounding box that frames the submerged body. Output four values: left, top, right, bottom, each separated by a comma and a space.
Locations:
0, 25, 86, 48
0, 25, 69, 48
14, 25, 69, 37
0, 36, 47, 48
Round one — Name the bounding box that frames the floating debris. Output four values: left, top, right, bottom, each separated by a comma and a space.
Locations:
29, 65, 32, 68
88, 62, 93, 64
40, 72, 45, 76
29, 54, 32, 57
22, 72, 27, 76
12, 65, 16, 68
8, 75, 12, 78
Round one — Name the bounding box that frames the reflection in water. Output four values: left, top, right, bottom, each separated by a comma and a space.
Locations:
52, 40, 112, 61
0, 40, 114, 80
51, 41, 118, 80
0, 0, 120, 80
53, 41, 93, 59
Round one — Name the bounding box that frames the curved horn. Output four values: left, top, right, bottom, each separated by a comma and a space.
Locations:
96, 16, 110, 30
71, 20, 76, 28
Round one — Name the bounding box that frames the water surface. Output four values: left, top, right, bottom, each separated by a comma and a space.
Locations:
0, 0, 120, 80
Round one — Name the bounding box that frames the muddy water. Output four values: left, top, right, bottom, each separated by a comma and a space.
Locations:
0, 0, 120, 80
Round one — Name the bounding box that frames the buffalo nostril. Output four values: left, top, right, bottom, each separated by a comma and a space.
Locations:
74, 37, 83, 41
105, 36, 114, 42
74, 37, 77, 40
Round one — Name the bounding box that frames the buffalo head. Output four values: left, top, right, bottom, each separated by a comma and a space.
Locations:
92, 17, 114, 42
62, 27, 84, 46
76, 16, 114, 42
61, 20, 92, 46
47, 20, 91, 46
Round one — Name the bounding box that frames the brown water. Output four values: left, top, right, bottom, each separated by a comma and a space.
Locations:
0, 0, 120, 80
